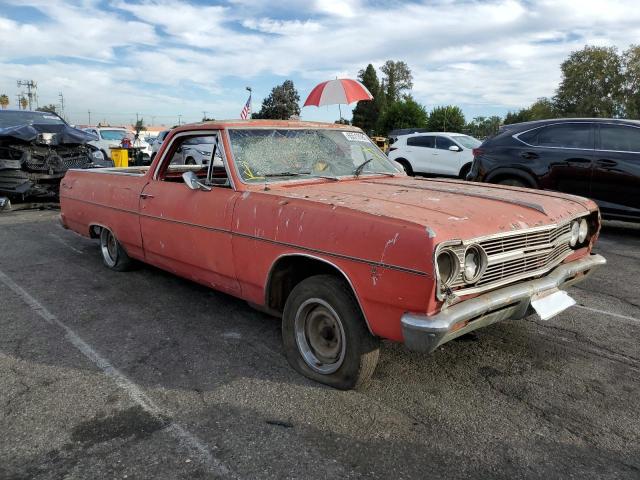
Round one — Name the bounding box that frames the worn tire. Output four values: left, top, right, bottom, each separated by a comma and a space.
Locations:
395, 158, 414, 176
497, 177, 527, 187
99, 227, 134, 271
282, 275, 380, 390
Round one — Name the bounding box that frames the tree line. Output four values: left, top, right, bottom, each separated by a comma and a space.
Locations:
254, 44, 640, 139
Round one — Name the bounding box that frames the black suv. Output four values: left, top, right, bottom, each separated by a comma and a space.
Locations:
468, 118, 640, 221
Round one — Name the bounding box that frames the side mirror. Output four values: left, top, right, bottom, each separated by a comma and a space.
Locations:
449, 145, 462, 152
182, 171, 211, 191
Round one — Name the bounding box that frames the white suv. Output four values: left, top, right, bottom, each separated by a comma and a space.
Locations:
388, 132, 481, 178
83, 127, 152, 162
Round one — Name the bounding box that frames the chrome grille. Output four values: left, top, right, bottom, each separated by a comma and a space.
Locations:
445, 221, 574, 293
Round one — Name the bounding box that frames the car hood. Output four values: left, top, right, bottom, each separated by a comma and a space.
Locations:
269, 176, 595, 241
0, 123, 97, 144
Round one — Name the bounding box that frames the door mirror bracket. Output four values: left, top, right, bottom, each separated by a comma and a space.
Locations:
182, 171, 212, 191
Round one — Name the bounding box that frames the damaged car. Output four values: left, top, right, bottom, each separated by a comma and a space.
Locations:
0, 110, 106, 199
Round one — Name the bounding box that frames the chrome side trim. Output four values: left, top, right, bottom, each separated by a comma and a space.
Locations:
402, 254, 606, 353
62, 196, 428, 277
264, 253, 375, 335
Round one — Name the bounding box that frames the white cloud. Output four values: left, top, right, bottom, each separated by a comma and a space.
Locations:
2, 0, 640, 124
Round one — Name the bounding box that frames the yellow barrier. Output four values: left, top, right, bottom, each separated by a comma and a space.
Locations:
110, 148, 129, 168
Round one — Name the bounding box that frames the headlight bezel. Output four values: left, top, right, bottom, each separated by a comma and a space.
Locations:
462, 244, 488, 284
435, 248, 460, 289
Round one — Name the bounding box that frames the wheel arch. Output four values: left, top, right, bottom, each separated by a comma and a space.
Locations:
485, 167, 538, 188
264, 253, 374, 335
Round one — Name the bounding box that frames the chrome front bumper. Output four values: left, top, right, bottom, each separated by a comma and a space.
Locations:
401, 254, 606, 353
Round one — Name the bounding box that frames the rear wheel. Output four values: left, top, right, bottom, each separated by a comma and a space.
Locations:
99, 228, 134, 271
395, 159, 414, 176
497, 177, 527, 187
185, 157, 196, 165
282, 275, 380, 390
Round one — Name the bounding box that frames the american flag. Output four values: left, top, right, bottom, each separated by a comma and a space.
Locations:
240, 94, 251, 119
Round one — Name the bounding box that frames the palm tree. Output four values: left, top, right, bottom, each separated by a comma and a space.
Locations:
19, 96, 28, 110
0, 94, 9, 110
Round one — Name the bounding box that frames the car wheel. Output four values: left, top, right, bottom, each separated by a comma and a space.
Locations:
497, 177, 527, 188
395, 159, 414, 176
185, 157, 196, 165
459, 163, 472, 180
282, 274, 380, 390
150, 153, 156, 163
99, 228, 134, 271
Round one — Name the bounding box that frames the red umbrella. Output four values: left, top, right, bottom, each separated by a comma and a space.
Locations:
304, 78, 373, 107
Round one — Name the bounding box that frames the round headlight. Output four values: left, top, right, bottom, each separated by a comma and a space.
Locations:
569, 221, 579, 247
437, 249, 459, 286
578, 218, 589, 244
463, 245, 487, 283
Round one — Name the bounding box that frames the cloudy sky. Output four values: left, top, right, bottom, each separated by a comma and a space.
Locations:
1, 0, 639, 126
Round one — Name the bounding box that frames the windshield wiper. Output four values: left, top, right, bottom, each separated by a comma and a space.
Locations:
353, 158, 373, 177
262, 171, 305, 177
262, 171, 339, 181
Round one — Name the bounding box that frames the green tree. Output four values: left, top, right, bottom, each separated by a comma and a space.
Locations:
465, 115, 501, 139
351, 64, 381, 134
36, 104, 58, 114
19, 96, 28, 110
252, 80, 300, 120
427, 105, 466, 132
623, 44, 640, 118
554, 45, 624, 117
527, 97, 557, 119
378, 95, 428, 134
0, 94, 9, 109
134, 118, 147, 136
380, 60, 413, 103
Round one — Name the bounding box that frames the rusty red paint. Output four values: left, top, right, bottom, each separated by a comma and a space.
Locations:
59, 120, 600, 344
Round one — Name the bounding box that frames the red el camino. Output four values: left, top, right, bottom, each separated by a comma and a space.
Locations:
60, 120, 606, 389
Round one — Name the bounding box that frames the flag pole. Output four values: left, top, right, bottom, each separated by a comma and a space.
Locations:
246, 86, 252, 118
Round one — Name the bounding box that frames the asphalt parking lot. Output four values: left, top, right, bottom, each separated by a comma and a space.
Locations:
1, 209, 639, 479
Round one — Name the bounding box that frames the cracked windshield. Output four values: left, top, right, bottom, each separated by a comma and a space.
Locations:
228, 128, 399, 182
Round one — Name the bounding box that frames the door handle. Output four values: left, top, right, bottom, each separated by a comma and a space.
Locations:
520, 152, 538, 160
140, 193, 155, 199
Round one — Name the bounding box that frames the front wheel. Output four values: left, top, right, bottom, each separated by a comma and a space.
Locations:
282, 275, 380, 390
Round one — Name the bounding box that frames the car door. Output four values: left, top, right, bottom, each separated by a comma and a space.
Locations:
405, 135, 436, 173
433, 136, 461, 175
516, 122, 594, 197
138, 131, 242, 296
591, 123, 640, 219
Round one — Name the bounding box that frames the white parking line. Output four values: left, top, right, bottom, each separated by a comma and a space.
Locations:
0, 268, 237, 479
576, 304, 640, 324
48, 233, 84, 254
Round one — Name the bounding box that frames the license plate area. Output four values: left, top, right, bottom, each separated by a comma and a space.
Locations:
530, 289, 576, 320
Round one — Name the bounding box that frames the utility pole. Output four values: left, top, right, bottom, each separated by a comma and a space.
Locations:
177, 114, 182, 125
58, 92, 65, 120
17, 80, 38, 110
88, 110, 91, 125
202, 111, 207, 121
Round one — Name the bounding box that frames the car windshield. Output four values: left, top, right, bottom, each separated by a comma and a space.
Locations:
451, 135, 481, 148
0, 111, 65, 128
100, 129, 131, 141
228, 128, 399, 182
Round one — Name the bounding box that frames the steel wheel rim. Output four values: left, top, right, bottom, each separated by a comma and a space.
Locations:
101, 230, 117, 267
294, 298, 346, 374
